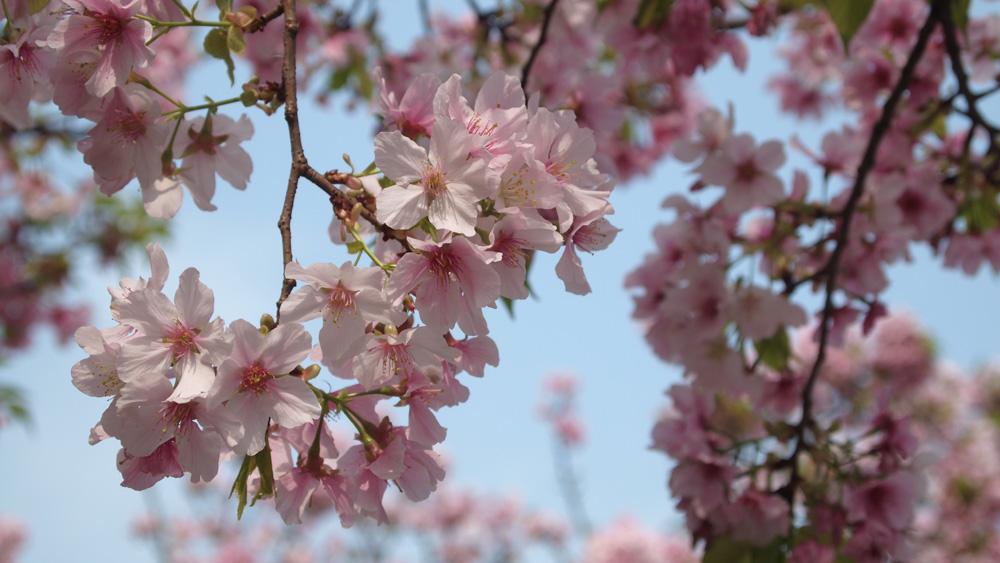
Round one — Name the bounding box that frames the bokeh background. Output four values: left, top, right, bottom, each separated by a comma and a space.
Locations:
2, 1, 999, 560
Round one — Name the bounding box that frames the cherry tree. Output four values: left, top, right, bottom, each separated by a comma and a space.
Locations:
2, 0, 1000, 560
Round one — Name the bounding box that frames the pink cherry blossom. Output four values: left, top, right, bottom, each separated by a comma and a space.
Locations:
375, 67, 440, 139
350, 326, 457, 390
488, 213, 562, 300
0, 22, 56, 129
845, 471, 920, 532
374, 117, 495, 236
46, 0, 154, 97
555, 211, 620, 295
116, 267, 229, 403
206, 320, 321, 456
78, 84, 169, 201
173, 114, 255, 212
434, 71, 528, 163
697, 133, 786, 213
386, 235, 501, 336
280, 261, 401, 367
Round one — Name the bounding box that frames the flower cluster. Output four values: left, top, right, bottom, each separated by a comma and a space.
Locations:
72, 65, 617, 525
3, 0, 251, 219
370, 0, 758, 181
628, 0, 1000, 558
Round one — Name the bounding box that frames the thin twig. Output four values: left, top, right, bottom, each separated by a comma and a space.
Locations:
780, 1, 940, 507
520, 0, 559, 94
551, 437, 592, 537
301, 167, 415, 253
276, 0, 303, 321
418, 0, 431, 34
464, 0, 482, 15
938, 1, 1000, 151
247, 2, 284, 33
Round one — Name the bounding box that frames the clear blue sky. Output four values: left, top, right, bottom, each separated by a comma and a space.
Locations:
2, 2, 999, 561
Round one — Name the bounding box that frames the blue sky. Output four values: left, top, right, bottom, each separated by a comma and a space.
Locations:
2, 1, 999, 561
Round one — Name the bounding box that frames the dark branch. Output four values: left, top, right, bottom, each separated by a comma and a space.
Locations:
780, 1, 940, 506
247, 2, 284, 33
276, 0, 302, 321
937, 1, 1000, 149
520, 0, 559, 94
418, 0, 431, 34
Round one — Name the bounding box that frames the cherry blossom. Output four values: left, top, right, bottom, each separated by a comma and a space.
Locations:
205, 320, 320, 456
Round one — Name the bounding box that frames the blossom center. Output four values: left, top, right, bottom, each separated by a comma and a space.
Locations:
374, 341, 411, 378
164, 324, 198, 359
573, 224, 605, 252
735, 160, 759, 183
492, 235, 529, 269
158, 402, 195, 433
326, 285, 357, 322
502, 168, 540, 207
111, 107, 148, 144
240, 363, 274, 395
428, 250, 462, 286
467, 114, 499, 138
84, 10, 127, 48
546, 155, 574, 182
422, 165, 447, 196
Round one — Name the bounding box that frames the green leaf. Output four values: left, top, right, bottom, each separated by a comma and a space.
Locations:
0, 384, 30, 426
329, 67, 351, 91
752, 537, 788, 563
776, 0, 814, 10
240, 88, 258, 107
227, 25, 246, 56
29, 0, 50, 15
961, 195, 1000, 233
633, 0, 674, 30
215, 0, 232, 14
253, 442, 275, 501
203, 28, 235, 85
820, 0, 875, 51
764, 420, 797, 443
500, 296, 515, 318
755, 330, 792, 371
230, 454, 257, 520
346, 240, 365, 255
951, 0, 971, 34
704, 537, 754, 563
355, 65, 374, 100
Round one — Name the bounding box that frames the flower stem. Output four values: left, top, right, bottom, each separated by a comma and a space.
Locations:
135, 14, 229, 28
348, 223, 391, 272
1, 0, 14, 37
170, 0, 193, 20
162, 96, 243, 118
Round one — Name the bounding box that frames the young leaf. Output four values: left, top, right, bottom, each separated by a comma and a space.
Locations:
29, 0, 49, 15
755, 330, 792, 371
227, 25, 247, 56
253, 441, 275, 502
704, 536, 754, 563
821, 0, 875, 52
230, 454, 258, 520
633, 0, 674, 30
950, 0, 971, 35
204, 28, 236, 85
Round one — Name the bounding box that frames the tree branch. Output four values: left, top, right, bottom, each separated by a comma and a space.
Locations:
276, 0, 303, 321
937, 0, 1000, 156
520, 0, 559, 94
780, 1, 940, 506
247, 2, 284, 33
418, 0, 431, 34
